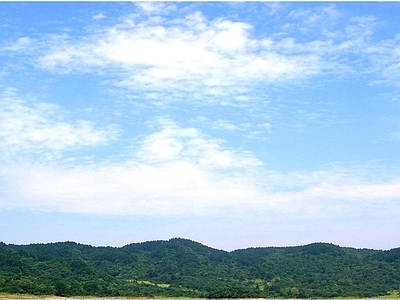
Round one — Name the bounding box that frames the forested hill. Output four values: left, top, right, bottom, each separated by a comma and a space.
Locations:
1, 238, 400, 298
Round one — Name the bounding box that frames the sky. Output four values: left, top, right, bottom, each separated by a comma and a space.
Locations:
1, 2, 400, 251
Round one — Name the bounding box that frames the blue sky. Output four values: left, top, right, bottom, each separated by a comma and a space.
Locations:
1, 2, 400, 251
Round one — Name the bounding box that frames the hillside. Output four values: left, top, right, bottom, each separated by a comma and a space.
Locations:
1, 238, 400, 298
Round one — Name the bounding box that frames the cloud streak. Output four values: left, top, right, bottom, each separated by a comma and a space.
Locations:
4, 5, 394, 104
2, 116, 400, 219
1, 117, 265, 215
0, 88, 119, 159
1, 3, 400, 250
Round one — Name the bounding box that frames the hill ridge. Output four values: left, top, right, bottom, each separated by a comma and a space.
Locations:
1, 238, 399, 298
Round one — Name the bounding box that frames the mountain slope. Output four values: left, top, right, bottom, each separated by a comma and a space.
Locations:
0, 239, 399, 298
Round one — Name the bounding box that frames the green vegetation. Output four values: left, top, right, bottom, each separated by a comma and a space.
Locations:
1, 238, 400, 298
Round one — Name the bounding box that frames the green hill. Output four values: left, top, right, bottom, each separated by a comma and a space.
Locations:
1, 238, 399, 298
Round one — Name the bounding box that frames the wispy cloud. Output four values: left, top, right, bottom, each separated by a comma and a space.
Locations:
2, 6, 380, 104
285, 5, 341, 35
1, 117, 264, 215
204, 118, 272, 137
137, 118, 262, 168
2, 115, 400, 219
1, 37, 34, 52
92, 13, 106, 20
1, 3, 400, 248
362, 36, 400, 85
135, 2, 177, 16
0, 88, 119, 159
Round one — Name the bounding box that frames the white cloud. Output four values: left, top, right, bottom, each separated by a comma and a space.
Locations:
209, 119, 272, 138
93, 13, 106, 20
1, 37, 34, 51
2, 5, 398, 103
212, 120, 239, 131
0, 118, 264, 215
267, 2, 283, 16
1, 4, 396, 106
136, 118, 262, 168
135, 2, 177, 15
1, 5, 400, 221
286, 5, 340, 28
361, 35, 400, 85
16, 10, 341, 103
1, 117, 400, 219
0, 88, 119, 157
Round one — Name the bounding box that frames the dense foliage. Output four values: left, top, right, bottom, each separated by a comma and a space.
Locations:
1, 238, 400, 298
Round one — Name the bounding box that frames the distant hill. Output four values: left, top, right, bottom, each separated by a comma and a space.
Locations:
1, 238, 400, 298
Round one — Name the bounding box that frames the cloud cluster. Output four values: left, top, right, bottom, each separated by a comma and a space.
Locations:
38, 13, 316, 95
2, 4, 398, 105
0, 88, 119, 159
2, 114, 400, 219
1, 7, 352, 103
136, 118, 262, 168
1, 117, 265, 215
1, 4, 400, 222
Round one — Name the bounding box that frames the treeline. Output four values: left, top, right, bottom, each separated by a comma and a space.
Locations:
1, 238, 400, 298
